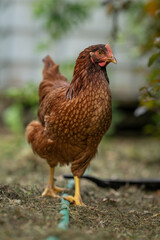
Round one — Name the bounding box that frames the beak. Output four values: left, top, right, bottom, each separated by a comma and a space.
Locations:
102, 56, 117, 65
108, 57, 117, 64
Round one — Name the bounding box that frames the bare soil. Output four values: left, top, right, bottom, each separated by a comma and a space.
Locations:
0, 134, 160, 240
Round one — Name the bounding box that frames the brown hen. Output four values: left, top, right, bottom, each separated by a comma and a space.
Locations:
26, 44, 116, 206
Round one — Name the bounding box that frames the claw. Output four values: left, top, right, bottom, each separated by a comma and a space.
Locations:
42, 186, 60, 198
63, 195, 86, 207
53, 186, 66, 194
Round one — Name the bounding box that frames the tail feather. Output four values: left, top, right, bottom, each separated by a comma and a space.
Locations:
42, 55, 62, 81
26, 121, 41, 145
39, 55, 68, 103
26, 121, 50, 159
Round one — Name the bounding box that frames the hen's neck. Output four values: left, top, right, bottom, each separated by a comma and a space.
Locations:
66, 56, 109, 100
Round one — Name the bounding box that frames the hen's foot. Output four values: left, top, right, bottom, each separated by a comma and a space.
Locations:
42, 167, 66, 198
42, 185, 65, 198
64, 195, 86, 207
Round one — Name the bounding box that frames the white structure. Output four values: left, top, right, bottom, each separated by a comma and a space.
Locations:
0, 0, 145, 101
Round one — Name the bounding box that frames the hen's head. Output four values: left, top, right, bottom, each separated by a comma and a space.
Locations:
68, 44, 116, 99
89, 44, 117, 67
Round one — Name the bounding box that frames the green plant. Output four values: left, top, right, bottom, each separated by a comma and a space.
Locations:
105, 0, 160, 136
131, 0, 160, 135
139, 36, 160, 136
33, 0, 97, 49
2, 82, 39, 133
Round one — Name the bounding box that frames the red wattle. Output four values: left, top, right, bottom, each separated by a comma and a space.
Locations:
98, 62, 106, 67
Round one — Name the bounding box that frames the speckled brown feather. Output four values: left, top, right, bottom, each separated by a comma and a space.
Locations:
26, 45, 112, 177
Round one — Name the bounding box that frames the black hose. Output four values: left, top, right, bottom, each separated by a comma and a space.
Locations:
63, 175, 160, 191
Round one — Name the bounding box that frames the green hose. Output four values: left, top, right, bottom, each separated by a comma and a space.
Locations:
46, 170, 89, 239
46, 179, 74, 240
46, 237, 59, 240
58, 194, 70, 230
57, 179, 75, 230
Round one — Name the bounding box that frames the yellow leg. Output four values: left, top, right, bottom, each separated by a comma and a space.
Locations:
42, 167, 65, 198
64, 176, 85, 206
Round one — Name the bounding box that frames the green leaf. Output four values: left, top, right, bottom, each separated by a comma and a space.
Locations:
33, 0, 97, 43
139, 86, 147, 91
148, 52, 160, 67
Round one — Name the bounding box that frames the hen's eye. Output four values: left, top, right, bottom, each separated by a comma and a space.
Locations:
98, 50, 103, 55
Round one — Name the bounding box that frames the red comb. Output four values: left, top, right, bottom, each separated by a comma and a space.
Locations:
105, 44, 113, 56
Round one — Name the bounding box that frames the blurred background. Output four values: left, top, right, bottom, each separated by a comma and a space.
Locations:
0, 0, 160, 182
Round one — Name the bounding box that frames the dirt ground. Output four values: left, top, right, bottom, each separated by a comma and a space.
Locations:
0, 134, 160, 240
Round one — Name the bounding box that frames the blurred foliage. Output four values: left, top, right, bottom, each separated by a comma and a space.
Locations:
2, 83, 39, 133
126, 0, 160, 53
130, 0, 160, 136
105, 0, 160, 136
139, 35, 160, 136
103, 0, 132, 41
33, 0, 97, 47
3, 104, 24, 133
4, 82, 39, 106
